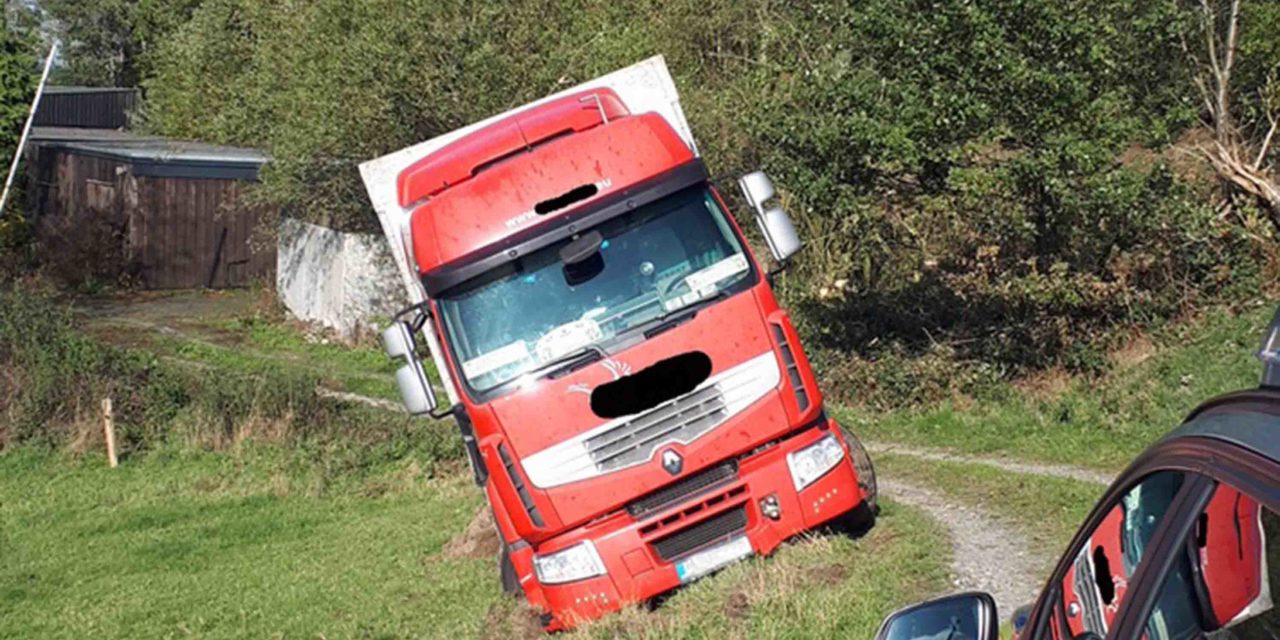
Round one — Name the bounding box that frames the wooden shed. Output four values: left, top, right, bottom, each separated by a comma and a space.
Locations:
33, 87, 140, 129
27, 128, 276, 289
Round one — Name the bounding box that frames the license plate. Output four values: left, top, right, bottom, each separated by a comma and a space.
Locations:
675, 536, 753, 583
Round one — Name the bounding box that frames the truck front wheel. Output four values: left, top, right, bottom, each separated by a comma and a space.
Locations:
832, 425, 878, 534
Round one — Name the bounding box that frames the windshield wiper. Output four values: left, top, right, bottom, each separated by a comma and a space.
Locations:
628, 290, 730, 340
532, 344, 607, 380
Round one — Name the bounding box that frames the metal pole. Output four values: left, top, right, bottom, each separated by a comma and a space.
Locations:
0, 40, 58, 216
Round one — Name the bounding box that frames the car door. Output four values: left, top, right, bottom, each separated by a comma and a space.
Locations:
1022, 469, 1195, 640
1117, 433, 1280, 639
1024, 403, 1280, 640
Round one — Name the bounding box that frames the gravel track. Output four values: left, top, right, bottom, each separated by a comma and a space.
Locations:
867, 440, 1114, 485
881, 478, 1044, 617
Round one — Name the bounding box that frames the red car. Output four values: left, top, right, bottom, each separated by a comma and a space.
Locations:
876, 306, 1280, 640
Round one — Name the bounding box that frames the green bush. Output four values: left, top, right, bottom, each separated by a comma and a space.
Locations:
136, 0, 1280, 405
0, 289, 462, 468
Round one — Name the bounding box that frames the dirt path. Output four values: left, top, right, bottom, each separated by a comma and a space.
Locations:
881, 478, 1043, 616
867, 440, 1114, 485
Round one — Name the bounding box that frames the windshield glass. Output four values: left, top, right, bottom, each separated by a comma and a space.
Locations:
436, 184, 753, 396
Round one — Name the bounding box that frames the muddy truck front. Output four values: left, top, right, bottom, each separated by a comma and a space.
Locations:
359, 57, 877, 631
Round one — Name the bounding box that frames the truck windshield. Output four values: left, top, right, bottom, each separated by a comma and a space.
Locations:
436, 184, 754, 396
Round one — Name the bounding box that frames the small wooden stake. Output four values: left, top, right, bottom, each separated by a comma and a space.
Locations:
101, 398, 118, 468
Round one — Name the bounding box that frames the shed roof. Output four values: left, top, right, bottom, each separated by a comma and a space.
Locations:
29, 127, 269, 180
42, 86, 139, 95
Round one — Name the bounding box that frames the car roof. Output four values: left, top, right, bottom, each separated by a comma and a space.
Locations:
1162, 388, 1280, 465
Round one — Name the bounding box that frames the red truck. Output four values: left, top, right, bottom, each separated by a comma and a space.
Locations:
361, 58, 877, 631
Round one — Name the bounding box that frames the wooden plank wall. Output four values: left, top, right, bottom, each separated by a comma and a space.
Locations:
28, 147, 277, 289
130, 175, 276, 289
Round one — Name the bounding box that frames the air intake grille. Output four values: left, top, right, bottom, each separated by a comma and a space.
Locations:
627, 461, 738, 518
498, 444, 544, 527
771, 324, 809, 411
650, 506, 748, 562
586, 385, 728, 472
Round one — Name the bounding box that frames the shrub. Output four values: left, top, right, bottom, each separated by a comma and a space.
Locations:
0, 289, 461, 467
135, 0, 1280, 405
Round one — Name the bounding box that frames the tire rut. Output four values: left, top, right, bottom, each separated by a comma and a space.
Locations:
867, 441, 1114, 485
881, 478, 1043, 617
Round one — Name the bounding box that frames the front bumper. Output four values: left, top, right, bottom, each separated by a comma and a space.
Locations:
514, 418, 867, 631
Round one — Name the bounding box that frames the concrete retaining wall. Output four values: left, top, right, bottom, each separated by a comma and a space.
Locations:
277, 217, 406, 337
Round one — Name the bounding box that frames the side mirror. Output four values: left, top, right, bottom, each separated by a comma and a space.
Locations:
1259, 305, 1280, 387
382, 322, 415, 360
739, 171, 776, 210
874, 592, 998, 640
382, 320, 439, 416
738, 171, 802, 264
761, 206, 801, 262
394, 359, 439, 416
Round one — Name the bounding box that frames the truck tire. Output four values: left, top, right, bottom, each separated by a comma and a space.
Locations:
832, 425, 878, 534
500, 545, 521, 596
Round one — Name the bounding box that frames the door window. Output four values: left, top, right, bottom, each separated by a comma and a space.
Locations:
1037, 471, 1187, 639
1140, 480, 1279, 640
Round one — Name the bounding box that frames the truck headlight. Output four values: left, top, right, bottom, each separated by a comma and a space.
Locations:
786, 433, 845, 491
533, 541, 606, 585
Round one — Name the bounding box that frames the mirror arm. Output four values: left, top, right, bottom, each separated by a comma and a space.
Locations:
428, 403, 458, 420
766, 258, 789, 286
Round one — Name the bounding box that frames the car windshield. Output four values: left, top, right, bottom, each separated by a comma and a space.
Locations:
436, 184, 753, 395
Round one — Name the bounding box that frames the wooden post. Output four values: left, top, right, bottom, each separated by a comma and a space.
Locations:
101, 398, 118, 468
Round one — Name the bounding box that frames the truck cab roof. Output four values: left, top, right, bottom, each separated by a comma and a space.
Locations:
398, 89, 695, 284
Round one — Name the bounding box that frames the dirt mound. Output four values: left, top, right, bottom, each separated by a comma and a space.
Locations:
441, 507, 501, 560
479, 600, 544, 640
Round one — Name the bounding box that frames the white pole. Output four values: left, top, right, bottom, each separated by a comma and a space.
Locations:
0, 40, 58, 216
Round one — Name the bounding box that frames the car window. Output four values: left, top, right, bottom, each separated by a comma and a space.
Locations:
1140, 480, 1279, 640
1036, 471, 1187, 639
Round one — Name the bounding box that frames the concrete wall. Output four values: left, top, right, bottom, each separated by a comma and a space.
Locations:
277, 217, 406, 337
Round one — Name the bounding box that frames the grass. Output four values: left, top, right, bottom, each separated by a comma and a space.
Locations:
835, 301, 1274, 471
876, 453, 1104, 559
13, 288, 1270, 637
0, 447, 951, 639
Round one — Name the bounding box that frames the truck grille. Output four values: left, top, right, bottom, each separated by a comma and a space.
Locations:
520, 352, 781, 488
587, 386, 727, 472
626, 461, 738, 518
650, 506, 748, 562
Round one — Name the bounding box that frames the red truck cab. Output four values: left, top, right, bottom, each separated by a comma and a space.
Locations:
376, 85, 876, 631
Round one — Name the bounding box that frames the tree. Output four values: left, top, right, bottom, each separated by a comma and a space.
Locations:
1184, 0, 1280, 230
39, 0, 204, 87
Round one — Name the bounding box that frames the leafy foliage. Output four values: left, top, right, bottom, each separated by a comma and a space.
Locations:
0, 10, 40, 271
130, 0, 1280, 403
0, 288, 459, 464
38, 0, 205, 87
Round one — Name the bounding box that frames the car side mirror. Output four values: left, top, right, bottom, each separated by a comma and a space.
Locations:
874, 592, 998, 640
738, 171, 802, 264
382, 320, 439, 416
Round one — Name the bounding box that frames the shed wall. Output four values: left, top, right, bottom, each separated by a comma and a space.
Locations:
28, 146, 276, 289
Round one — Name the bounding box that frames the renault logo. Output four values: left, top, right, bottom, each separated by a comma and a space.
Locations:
661, 449, 683, 475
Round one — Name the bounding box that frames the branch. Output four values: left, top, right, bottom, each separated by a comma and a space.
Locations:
1201, 0, 1222, 87
1219, 0, 1242, 124
1255, 113, 1277, 170
1180, 32, 1217, 119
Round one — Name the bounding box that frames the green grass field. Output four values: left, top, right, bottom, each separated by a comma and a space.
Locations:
0, 446, 949, 639
5, 293, 1274, 638
835, 302, 1273, 471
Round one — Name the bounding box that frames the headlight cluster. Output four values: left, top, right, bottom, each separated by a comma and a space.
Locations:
786, 433, 845, 491
533, 540, 606, 584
